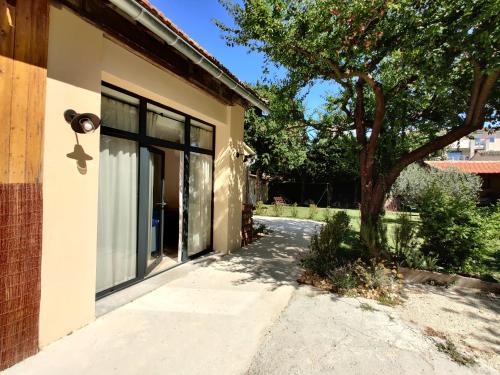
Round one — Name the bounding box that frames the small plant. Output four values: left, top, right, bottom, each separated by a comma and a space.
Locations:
359, 302, 377, 312
435, 339, 476, 366
272, 202, 284, 216
323, 206, 331, 221
253, 223, 272, 237
308, 203, 318, 219
328, 265, 357, 290
377, 294, 399, 307
255, 201, 266, 215
303, 211, 353, 276
290, 203, 299, 218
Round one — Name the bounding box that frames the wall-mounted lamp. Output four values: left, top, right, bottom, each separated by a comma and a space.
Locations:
64, 109, 101, 134
234, 150, 256, 164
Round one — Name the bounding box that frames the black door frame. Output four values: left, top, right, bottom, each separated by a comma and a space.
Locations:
96, 82, 216, 299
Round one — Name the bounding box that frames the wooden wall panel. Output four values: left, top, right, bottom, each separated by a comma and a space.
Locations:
0, 0, 15, 182
0, 0, 49, 370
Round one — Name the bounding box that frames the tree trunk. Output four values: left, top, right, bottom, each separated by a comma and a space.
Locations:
359, 165, 388, 259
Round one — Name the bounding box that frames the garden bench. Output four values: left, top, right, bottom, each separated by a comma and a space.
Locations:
273, 196, 287, 205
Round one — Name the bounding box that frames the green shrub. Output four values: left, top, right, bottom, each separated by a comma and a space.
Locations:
392, 212, 439, 271
255, 201, 266, 215
290, 203, 299, 218
418, 184, 484, 273
308, 204, 318, 219
272, 202, 284, 216
303, 211, 354, 276
392, 164, 482, 209
476, 203, 500, 279
393, 164, 485, 274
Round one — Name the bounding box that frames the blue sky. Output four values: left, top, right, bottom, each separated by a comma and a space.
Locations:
149, 0, 337, 114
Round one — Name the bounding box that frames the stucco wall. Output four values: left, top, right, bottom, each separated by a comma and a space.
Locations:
40, 5, 102, 347
41, 4, 245, 347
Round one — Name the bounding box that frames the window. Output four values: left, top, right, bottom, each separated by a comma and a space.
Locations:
190, 119, 214, 150
101, 86, 140, 133
147, 103, 185, 144
490, 137, 495, 143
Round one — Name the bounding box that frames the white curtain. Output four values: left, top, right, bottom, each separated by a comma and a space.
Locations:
188, 153, 213, 255
147, 109, 184, 143
101, 96, 139, 133
190, 120, 213, 149
96, 135, 138, 293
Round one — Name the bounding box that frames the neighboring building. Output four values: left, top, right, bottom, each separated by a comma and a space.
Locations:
445, 129, 500, 160
0, 0, 267, 370
425, 161, 500, 204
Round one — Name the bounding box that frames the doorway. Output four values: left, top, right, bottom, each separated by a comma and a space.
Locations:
146, 147, 183, 276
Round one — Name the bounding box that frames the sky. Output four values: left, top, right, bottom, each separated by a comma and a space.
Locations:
148, 0, 337, 114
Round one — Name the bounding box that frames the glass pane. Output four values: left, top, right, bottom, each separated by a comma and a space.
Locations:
147, 103, 185, 143
96, 135, 138, 293
190, 120, 213, 150
188, 153, 213, 256
101, 86, 139, 133
147, 150, 164, 270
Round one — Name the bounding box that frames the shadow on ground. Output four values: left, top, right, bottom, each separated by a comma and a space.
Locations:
193, 217, 321, 290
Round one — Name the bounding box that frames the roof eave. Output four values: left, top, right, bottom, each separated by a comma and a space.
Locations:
107, 0, 269, 112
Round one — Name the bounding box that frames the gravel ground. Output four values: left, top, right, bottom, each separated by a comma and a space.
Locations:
248, 286, 498, 375
249, 217, 499, 375
397, 284, 500, 371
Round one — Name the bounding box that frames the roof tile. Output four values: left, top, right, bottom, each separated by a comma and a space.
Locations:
425, 161, 500, 174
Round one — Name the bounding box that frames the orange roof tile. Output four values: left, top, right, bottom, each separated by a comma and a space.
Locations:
425, 161, 500, 174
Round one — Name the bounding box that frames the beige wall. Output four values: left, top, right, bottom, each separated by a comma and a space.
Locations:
41, 5, 102, 347
41, 4, 246, 347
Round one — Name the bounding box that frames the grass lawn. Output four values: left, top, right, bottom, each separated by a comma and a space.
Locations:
254, 204, 406, 230
254, 204, 415, 245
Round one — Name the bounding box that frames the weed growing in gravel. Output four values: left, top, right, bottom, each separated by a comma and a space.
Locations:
253, 223, 272, 237
359, 303, 377, 312
377, 294, 400, 307
436, 339, 476, 366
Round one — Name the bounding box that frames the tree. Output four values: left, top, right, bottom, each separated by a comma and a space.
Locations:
244, 84, 308, 199
218, 0, 499, 257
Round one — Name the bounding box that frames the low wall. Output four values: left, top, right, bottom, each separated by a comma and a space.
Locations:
399, 267, 500, 293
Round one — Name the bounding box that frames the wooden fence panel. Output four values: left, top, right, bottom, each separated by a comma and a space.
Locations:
0, 0, 49, 370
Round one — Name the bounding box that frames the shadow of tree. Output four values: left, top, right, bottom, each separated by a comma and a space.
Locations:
194, 217, 321, 290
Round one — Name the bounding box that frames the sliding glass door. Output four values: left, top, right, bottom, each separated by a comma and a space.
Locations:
188, 153, 213, 256
96, 137, 139, 293
96, 82, 215, 297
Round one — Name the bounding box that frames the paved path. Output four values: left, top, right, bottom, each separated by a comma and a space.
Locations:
3, 218, 318, 375
4, 217, 497, 374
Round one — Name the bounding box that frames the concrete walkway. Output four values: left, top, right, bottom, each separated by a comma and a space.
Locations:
3, 218, 318, 375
